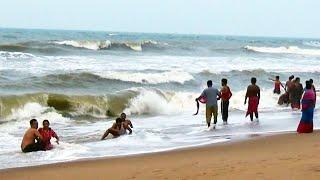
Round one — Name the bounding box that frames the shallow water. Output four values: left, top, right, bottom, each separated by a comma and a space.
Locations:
0, 28, 319, 169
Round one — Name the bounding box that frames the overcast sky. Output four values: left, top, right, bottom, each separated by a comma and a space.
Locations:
0, 0, 319, 38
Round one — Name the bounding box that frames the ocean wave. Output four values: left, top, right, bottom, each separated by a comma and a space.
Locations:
53, 40, 163, 51
53, 40, 111, 51
303, 41, 320, 48
0, 88, 196, 119
0, 51, 35, 59
244, 45, 320, 56
96, 70, 194, 84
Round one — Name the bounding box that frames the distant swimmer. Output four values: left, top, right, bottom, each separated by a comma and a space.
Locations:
269, 76, 284, 94
38, 120, 59, 150
101, 118, 132, 140
196, 80, 221, 129
21, 119, 44, 153
120, 113, 133, 129
244, 77, 260, 121
220, 78, 232, 125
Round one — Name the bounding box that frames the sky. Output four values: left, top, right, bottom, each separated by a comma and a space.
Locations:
0, 0, 319, 38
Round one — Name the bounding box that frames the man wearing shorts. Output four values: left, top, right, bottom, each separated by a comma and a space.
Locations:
196, 80, 221, 129
21, 119, 44, 153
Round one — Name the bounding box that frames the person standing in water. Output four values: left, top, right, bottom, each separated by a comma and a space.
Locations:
269, 76, 284, 94
291, 77, 304, 110
38, 120, 59, 150
196, 80, 221, 129
244, 77, 260, 121
220, 78, 232, 125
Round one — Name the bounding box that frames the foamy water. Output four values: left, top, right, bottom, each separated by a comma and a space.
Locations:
0, 28, 319, 169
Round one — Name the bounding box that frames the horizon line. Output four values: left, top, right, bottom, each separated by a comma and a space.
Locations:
0, 26, 319, 40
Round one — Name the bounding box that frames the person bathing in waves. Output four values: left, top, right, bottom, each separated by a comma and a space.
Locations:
21, 119, 44, 153
101, 118, 132, 140
269, 76, 284, 94
38, 120, 59, 150
120, 113, 133, 129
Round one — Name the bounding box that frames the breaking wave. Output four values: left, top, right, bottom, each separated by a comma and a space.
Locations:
52, 40, 163, 51
244, 45, 320, 56
0, 88, 196, 119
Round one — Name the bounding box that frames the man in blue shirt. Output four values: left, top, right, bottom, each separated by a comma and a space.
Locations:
196, 80, 221, 129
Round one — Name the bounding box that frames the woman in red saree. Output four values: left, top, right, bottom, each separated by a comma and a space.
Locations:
297, 81, 316, 133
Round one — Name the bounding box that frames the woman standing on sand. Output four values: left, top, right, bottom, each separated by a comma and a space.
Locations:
297, 81, 316, 133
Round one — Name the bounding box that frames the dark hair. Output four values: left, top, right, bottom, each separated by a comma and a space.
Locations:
251, 77, 257, 84
43, 120, 50, 125
306, 81, 312, 89
295, 77, 300, 82
116, 118, 122, 123
120, 112, 126, 116
30, 119, 37, 126
310, 79, 313, 84
276, 76, 280, 80
207, 80, 213, 87
221, 78, 228, 85
289, 75, 294, 80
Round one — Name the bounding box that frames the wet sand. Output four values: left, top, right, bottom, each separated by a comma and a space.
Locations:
1, 131, 320, 180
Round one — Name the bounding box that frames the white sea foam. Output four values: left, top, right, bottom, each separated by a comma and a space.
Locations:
53, 40, 111, 50
303, 41, 320, 48
245, 45, 320, 56
96, 70, 194, 84
0, 51, 35, 59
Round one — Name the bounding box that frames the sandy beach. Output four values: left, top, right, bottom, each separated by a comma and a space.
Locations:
1, 131, 320, 180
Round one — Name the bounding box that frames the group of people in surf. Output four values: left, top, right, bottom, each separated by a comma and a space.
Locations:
196, 76, 317, 133
275, 75, 316, 110
21, 113, 133, 153
195, 78, 259, 129
20, 76, 317, 153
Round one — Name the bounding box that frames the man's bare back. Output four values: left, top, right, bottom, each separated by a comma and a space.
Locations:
21, 128, 42, 150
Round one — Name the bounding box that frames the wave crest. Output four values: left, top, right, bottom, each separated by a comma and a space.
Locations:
244, 45, 320, 56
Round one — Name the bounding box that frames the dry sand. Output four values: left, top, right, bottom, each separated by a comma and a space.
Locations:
1, 131, 320, 180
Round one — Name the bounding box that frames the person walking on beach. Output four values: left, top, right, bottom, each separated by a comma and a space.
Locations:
244, 77, 260, 121
196, 80, 221, 129
269, 76, 284, 94
290, 77, 303, 110
38, 120, 59, 150
220, 78, 232, 125
21, 119, 44, 153
297, 81, 316, 133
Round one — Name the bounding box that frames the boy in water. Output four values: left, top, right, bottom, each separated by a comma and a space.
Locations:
196, 80, 221, 129
244, 77, 260, 121
269, 76, 284, 94
220, 79, 232, 125
101, 118, 132, 140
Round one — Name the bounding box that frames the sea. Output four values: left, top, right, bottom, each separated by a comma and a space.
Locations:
0, 28, 319, 169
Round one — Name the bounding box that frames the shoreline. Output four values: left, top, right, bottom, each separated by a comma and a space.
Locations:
1, 130, 320, 179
